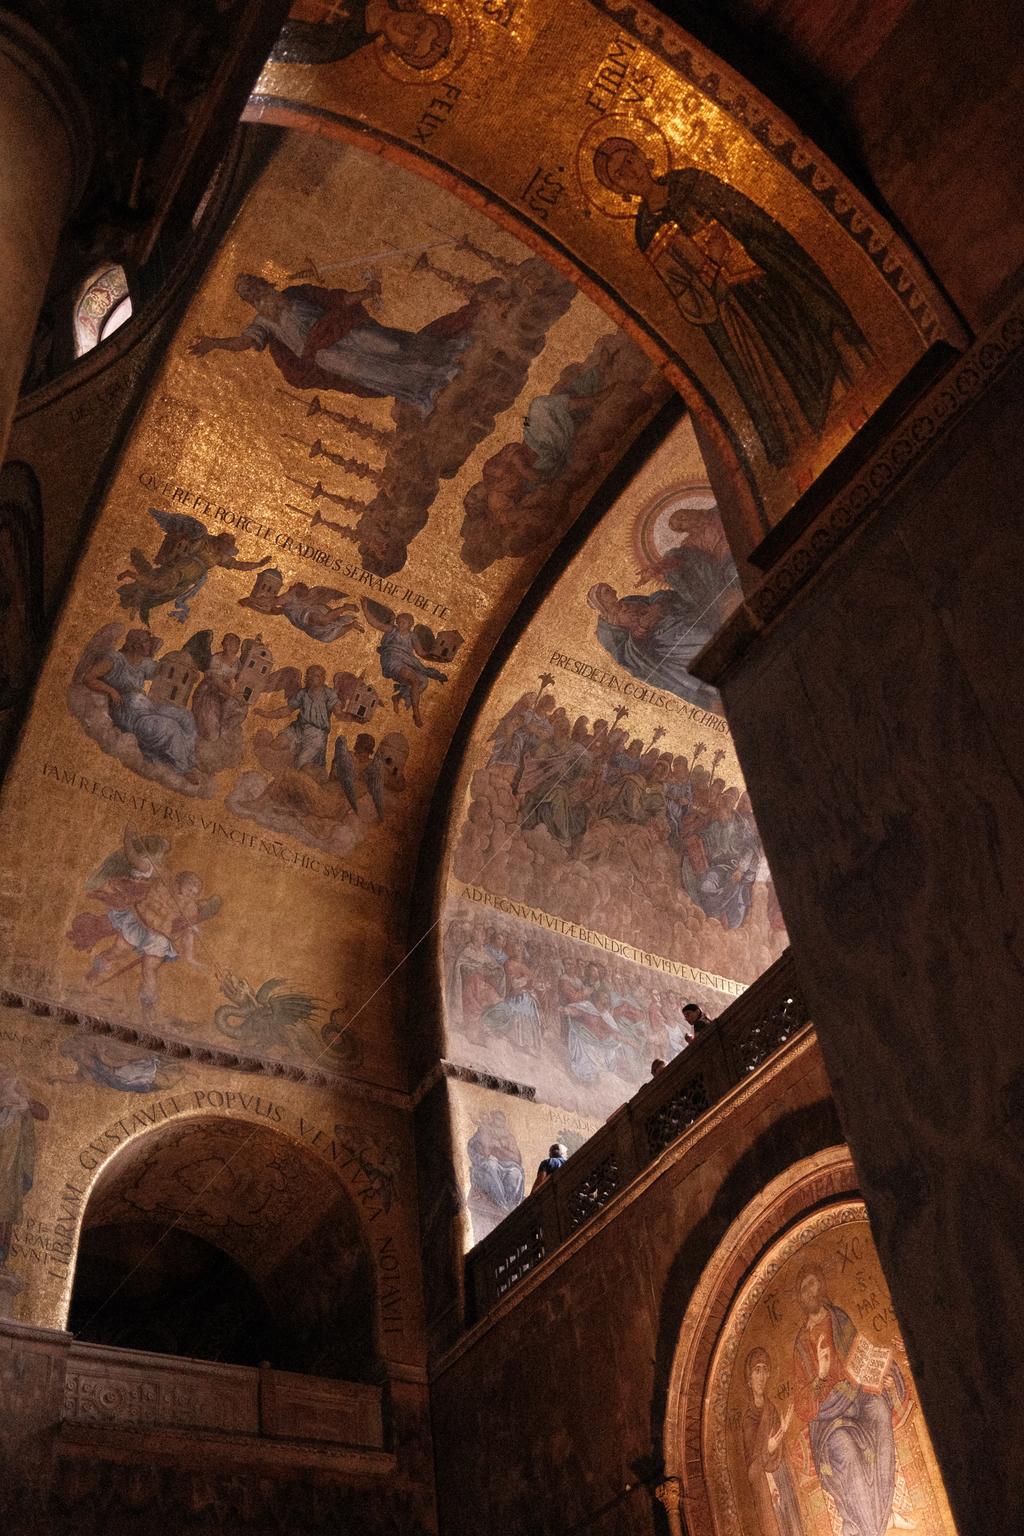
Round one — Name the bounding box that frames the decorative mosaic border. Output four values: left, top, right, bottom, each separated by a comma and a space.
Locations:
586, 0, 961, 346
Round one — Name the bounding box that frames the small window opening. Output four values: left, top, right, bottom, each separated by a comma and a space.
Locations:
74, 266, 132, 357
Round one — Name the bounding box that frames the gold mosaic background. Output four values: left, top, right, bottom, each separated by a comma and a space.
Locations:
254, 0, 965, 545
706, 1205, 958, 1536
0, 0, 970, 1319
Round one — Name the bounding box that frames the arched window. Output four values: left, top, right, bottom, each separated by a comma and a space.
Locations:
73, 265, 132, 357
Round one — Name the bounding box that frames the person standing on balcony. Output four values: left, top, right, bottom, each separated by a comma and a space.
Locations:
530, 1142, 568, 1193
683, 1002, 712, 1038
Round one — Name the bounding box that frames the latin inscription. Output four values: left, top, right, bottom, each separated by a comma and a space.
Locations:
136, 471, 451, 619
522, 165, 565, 222
548, 648, 731, 731
412, 83, 461, 146
458, 884, 747, 997
32, 1093, 404, 1330
583, 36, 653, 114
39, 762, 401, 901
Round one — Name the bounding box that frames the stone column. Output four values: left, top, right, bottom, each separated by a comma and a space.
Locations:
692, 301, 1024, 1536
0, 12, 91, 460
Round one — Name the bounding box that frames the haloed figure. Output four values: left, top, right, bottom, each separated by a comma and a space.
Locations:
592, 136, 871, 468
742, 1347, 802, 1536
269, 0, 453, 70
793, 1263, 914, 1535
191, 269, 474, 418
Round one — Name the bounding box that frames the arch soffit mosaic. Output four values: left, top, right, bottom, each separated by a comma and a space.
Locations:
663, 1146, 857, 1526
662, 1146, 959, 1536
67, 1112, 380, 1293
247, 0, 967, 551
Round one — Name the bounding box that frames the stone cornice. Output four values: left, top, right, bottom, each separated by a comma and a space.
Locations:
0, 986, 411, 1110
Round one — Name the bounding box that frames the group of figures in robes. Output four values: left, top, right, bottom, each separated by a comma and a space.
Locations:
71, 474, 461, 802
592, 137, 873, 470
738, 1263, 916, 1536
448, 924, 546, 1056
587, 500, 741, 712
481, 679, 767, 930
447, 916, 709, 1088
81, 626, 204, 782
235, 659, 411, 844
76, 624, 279, 784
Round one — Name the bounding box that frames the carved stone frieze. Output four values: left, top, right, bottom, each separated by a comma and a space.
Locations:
63, 1349, 258, 1434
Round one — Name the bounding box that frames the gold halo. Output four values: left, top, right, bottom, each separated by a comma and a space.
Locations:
372, 0, 473, 86
576, 114, 672, 220
633, 482, 718, 571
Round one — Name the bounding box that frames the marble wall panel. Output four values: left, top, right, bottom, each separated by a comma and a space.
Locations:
717, 353, 1024, 1536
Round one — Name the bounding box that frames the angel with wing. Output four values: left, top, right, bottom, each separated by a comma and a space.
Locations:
81, 625, 201, 782
246, 726, 409, 842
117, 508, 271, 625
238, 567, 363, 644
254, 662, 348, 771
180, 629, 250, 744
66, 822, 222, 1019
360, 598, 462, 728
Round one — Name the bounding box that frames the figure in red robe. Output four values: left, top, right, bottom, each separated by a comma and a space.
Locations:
190, 273, 476, 417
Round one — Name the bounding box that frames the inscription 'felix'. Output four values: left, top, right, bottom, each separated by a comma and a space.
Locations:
413, 83, 461, 145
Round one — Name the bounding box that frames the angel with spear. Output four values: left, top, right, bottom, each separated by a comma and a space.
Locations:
67, 822, 222, 1019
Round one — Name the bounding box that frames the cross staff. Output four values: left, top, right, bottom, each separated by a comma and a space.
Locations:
287, 239, 455, 282
285, 475, 367, 514
282, 435, 383, 485
275, 389, 393, 445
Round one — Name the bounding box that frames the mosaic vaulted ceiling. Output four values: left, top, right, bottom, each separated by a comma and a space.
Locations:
0, 0, 968, 1322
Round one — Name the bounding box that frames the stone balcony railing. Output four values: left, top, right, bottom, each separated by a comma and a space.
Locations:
464, 949, 810, 1321
50, 1336, 394, 1475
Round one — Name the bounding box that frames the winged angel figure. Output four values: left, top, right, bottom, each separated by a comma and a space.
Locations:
66, 822, 222, 1018
360, 597, 463, 728
117, 507, 271, 624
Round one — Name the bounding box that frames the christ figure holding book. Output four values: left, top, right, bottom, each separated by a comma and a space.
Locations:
792, 1263, 915, 1535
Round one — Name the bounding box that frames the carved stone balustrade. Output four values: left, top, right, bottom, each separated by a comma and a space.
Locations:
53, 1336, 393, 1476
466, 948, 810, 1320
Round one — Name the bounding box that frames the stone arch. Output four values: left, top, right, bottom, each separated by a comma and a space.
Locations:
67, 1111, 382, 1381
659, 1146, 958, 1536
661, 1146, 856, 1533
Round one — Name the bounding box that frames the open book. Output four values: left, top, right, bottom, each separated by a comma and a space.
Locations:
845, 1332, 893, 1394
